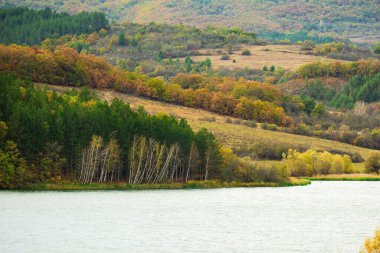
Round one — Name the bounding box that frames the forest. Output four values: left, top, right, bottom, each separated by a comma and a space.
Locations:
0, 44, 292, 126
1, 43, 380, 150
0, 7, 108, 45
0, 6, 380, 191
40, 21, 258, 79
0, 73, 223, 188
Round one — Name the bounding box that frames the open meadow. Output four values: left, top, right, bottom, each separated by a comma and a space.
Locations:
188, 45, 351, 70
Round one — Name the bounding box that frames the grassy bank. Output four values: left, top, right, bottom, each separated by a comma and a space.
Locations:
304, 174, 380, 181
17, 178, 310, 191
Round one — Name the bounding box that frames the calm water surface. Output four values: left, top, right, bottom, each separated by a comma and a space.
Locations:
0, 181, 380, 253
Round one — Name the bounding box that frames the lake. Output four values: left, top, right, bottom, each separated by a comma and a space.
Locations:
0, 181, 379, 253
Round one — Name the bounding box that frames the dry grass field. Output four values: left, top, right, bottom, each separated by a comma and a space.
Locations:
42, 84, 374, 163
189, 45, 351, 70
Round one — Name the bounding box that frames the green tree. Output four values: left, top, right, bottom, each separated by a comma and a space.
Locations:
0, 141, 27, 189
301, 96, 316, 115
365, 153, 380, 174
118, 32, 127, 46
373, 45, 380, 54
157, 50, 165, 61
185, 56, 193, 72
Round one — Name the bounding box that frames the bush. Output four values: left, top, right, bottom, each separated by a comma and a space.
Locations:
243, 120, 257, 128
261, 123, 278, 131
220, 148, 290, 183
235, 158, 290, 183
0, 141, 27, 189
225, 118, 233, 123
324, 149, 363, 163
233, 142, 309, 160
283, 149, 353, 176
199, 116, 216, 122
339, 130, 358, 144
301, 40, 315, 51
234, 119, 241, 125
365, 152, 380, 174
374, 45, 380, 54
220, 55, 230, 60
360, 227, 380, 253
241, 49, 251, 56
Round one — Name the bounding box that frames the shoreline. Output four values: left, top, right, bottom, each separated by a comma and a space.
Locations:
5, 174, 380, 191
303, 173, 380, 181
12, 179, 311, 191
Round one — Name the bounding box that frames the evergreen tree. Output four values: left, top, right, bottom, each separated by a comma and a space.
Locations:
0, 7, 109, 45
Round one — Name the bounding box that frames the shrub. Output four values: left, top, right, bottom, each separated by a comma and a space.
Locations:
293, 123, 311, 135
339, 130, 358, 144
225, 118, 233, 123
324, 149, 363, 163
365, 152, 380, 174
301, 40, 315, 51
360, 227, 380, 253
233, 142, 309, 160
0, 141, 27, 189
199, 116, 216, 122
235, 158, 290, 183
98, 28, 108, 37
261, 123, 278, 131
283, 149, 353, 176
241, 49, 251, 56
220, 149, 290, 183
243, 120, 257, 128
220, 55, 230, 60
374, 45, 380, 54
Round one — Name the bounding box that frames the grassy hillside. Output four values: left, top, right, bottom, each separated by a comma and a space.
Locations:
2, 0, 379, 39
188, 45, 351, 71
40, 84, 375, 160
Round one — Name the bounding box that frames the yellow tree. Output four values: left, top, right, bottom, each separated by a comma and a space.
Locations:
360, 227, 380, 253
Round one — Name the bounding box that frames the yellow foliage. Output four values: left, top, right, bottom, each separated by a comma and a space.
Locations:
360, 227, 380, 253
19, 87, 26, 100
83, 100, 97, 107
283, 149, 352, 176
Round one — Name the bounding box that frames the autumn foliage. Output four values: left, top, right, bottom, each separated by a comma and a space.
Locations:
296, 59, 380, 79
0, 45, 292, 126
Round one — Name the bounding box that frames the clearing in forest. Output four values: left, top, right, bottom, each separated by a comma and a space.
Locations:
188, 45, 351, 71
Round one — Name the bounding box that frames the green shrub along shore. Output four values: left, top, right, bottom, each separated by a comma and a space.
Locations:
16, 179, 311, 191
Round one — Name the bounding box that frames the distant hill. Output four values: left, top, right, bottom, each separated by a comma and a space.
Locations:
1, 0, 379, 40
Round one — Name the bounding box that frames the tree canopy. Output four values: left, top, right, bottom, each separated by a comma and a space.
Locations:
0, 7, 108, 45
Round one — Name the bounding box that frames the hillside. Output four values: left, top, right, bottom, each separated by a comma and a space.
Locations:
2, 0, 379, 40
188, 45, 351, 71
0, 7, 108, 45
39, 84, 375, 161
2, 43, 380, 152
